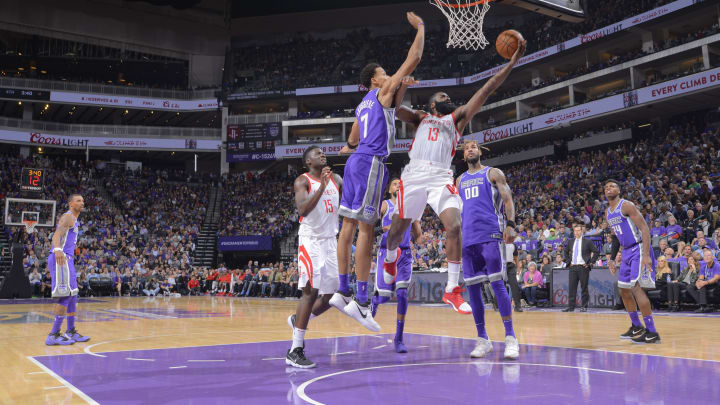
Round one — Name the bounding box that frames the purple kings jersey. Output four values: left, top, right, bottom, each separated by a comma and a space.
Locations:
381, 199, 411, 249
458, 167, 505, 247
58, 211, 79, 256
355, 88, 396, 157
606, 199, 642, 248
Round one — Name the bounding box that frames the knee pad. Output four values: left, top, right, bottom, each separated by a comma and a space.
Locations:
67, 295, 77, 313
396, 288, 408, 315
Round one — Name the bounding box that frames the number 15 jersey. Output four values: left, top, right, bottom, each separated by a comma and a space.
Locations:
298, 173, 341, 238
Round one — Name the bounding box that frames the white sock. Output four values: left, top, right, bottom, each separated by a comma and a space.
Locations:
291, 327, 306, 350
446, 261, 461, 293
309, 313, 316, 321
384, 248, 398, 263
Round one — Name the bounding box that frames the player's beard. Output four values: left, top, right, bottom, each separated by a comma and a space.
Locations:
435, 101, 458, 115
466, 155, 480, 165
392, 191, 398, 198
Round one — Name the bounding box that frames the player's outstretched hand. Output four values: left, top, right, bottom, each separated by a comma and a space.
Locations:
320, 166, 332, 188
401, 76, 419, 87
407, 12, 423, 29
509, 38, 527, 65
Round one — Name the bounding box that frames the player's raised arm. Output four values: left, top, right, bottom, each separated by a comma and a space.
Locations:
380, 201, 391, 233
378, 12, 425, 104
454, 38, 527, 133
394, 76, 426, 126
293, 167, 332, 217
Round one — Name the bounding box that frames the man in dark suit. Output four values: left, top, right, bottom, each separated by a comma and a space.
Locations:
562, 223, 600, 312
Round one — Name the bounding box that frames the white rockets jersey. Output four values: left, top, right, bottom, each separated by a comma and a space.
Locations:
298, 173, 340, 238
408, 113, 462, 168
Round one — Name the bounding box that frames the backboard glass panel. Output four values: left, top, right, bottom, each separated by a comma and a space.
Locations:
498, 0, 586, 22
4, 198, 57, 227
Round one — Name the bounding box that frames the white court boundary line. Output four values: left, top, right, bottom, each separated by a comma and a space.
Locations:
26, 329, 384, 358
408, 332, 720, 363
296, 361, 626, 405
26, 356, 99, 405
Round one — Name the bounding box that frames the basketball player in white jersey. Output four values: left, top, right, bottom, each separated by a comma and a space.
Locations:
383, 38, 527, 314
286, 146, 343, 368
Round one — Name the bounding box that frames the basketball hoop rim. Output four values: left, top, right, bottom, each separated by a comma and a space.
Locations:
432, 0, 493, 8
22, 220, 38, 233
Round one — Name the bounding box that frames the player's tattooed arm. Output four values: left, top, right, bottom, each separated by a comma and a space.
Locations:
381, 201, 390, 233
51, 213, 74, 266
340, 120, 359, 154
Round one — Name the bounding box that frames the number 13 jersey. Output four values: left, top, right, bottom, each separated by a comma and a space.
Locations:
298, 173, 341, 238
409, 113, 462, 168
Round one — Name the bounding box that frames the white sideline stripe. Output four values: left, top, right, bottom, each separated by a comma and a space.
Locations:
104, 309, 176, 319
169, 366, 188, 369
330, 351, 356, 356
371, 345, 386, 350
126, 358, 155, 362
187, 359, 225, 362
43, 385, 67, 390
27, 356, 99, 405
27, 371, 47, 375
262, 357, 286, 361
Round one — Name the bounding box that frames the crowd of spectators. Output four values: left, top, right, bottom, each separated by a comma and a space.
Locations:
232, 0, 676, 93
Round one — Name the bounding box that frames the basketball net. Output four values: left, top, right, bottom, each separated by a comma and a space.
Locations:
430, 0, 492, 51
23, 220, 37, 234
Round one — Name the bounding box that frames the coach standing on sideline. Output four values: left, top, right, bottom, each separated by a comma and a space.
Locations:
563, 223, 599, 312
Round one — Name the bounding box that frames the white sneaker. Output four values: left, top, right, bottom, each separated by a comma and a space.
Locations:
329, 291, 353, 315
504, 335, 519, 360
470, 337, 493, 358
343, 299, 381, 332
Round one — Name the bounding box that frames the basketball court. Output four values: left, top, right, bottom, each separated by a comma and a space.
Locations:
2, 296, 718, 404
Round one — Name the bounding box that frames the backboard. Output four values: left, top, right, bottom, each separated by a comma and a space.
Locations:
4, 198, 57, 228
498, 0, 586, 22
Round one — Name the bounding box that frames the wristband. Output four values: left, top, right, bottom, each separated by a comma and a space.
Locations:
418, 23, 424, 26
506, 220, 516, 229
53, 248, 63, 253
347, 141, 358, 150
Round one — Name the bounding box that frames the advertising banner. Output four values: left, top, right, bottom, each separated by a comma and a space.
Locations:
0, 129, 221, 151
218, 236, 273, 251
552, 268, 621, 308
466, 66, 720, 144
49, 91, 218, 111
275, 139, 414, 158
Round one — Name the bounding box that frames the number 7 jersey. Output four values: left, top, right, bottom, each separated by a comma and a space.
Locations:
298, 173, 341, 238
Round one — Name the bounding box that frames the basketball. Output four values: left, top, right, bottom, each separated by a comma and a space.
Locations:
496, 30, 523, 59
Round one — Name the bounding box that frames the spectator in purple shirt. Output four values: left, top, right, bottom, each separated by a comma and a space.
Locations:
665, 216, 683, 245
686, 249, 720, 313
650, 220, 666, 239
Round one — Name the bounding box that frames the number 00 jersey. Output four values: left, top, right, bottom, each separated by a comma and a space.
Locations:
408, 113, 462, 168
458, 166, 506, 247
298, 173, 341, 238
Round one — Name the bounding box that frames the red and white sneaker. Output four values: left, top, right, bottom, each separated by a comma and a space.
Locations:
443, 286, 472, 314
382, 248, 401, 284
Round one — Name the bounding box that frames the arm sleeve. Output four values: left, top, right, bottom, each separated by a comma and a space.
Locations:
609, 235, 620, 262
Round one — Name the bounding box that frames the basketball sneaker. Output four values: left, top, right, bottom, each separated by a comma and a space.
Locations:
632, 330, 661, 344
503, 335, 519, 360
329, 290, 353, 315
343, 298, 381, 332
287, 314, 296, 330
45, 332, 75, 346
66, 328, 90, 342
470, 337, 493, 358
286, 347, 316, 369
382, 248, 401, 284
394, 338, 408, 354
442, 286, 472, 314
619, 325, 645, 340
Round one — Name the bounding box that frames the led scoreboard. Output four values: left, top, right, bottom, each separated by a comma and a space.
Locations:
20, 167, 45, 192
